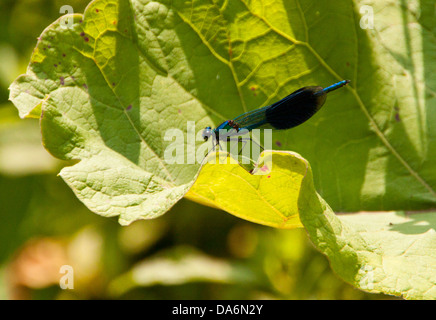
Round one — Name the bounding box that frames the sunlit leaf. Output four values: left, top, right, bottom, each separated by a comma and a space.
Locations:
187, 151, 305, 229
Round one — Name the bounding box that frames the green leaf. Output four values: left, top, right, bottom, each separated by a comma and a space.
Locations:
305, 209, 436, 300
336, 211, 436, 299
9, 0, 436, 225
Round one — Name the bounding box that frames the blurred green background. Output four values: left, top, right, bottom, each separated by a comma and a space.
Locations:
0, 0, 390, 300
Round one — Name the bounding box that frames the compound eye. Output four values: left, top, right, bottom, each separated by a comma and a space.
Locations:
202, 127, 212, 141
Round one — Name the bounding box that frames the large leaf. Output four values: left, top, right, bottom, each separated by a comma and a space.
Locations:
9, 0, 436, 225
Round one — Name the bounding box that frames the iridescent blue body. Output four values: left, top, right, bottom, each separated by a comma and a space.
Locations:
202, 80, 350, 143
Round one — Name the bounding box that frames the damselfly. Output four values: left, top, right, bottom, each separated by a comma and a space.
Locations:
202, 80, 350, 148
